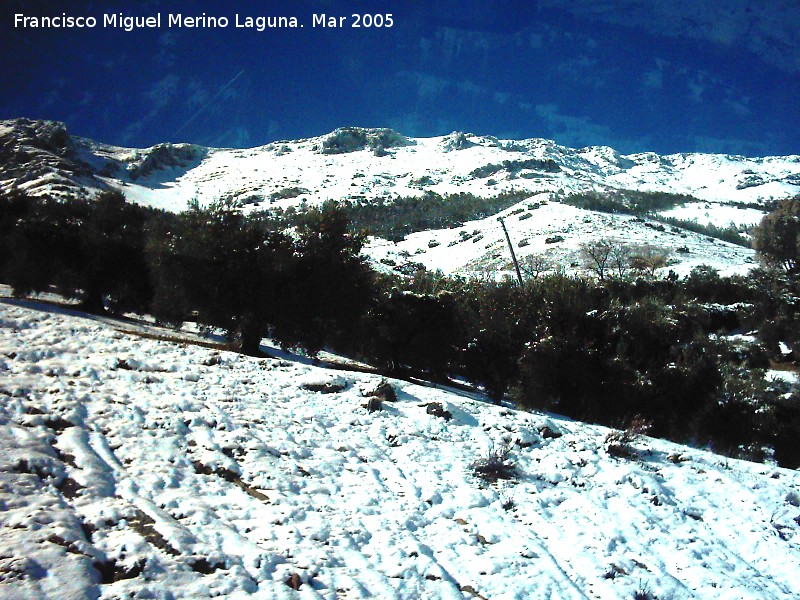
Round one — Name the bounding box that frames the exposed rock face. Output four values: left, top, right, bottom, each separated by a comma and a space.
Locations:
0, 119, 104, 197
125, 143, 206, 180
439, 131, 475, 152
319, 127, 415, 155
0, 119, 208, 198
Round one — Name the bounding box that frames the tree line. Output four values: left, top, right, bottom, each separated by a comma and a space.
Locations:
1, 189, 798, 467
0, 189, 372, 357
268, 190, 532, 242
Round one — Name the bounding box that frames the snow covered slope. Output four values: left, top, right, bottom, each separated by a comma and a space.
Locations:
2, 119, 799, 277
2, 299, 799, 599
365, 199, 757, 278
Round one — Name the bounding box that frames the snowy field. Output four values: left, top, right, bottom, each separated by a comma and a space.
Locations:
87, 130, 784, 279
2, 299, 800, 599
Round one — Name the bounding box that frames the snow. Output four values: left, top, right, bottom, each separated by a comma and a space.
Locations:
365, 199, 756, 279
80, 130, 788, 278
658, 202, 767, 228
767, 370, 799, 385
42, 126, 797, 226
2, 298, 799, 599
100, 134, 796, 217
4, 121, 799, 279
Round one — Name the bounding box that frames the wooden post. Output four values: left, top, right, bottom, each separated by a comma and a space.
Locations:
498, 216, 523, 286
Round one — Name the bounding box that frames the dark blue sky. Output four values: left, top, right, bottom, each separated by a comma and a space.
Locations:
2, 0, 799, 156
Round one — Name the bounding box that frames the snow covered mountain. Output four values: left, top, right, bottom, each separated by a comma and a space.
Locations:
1, 296, 799, 599
2, 118, 799, 277
2, 118, 800, 599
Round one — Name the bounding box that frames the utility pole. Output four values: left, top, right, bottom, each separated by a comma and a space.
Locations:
498, 216, 523, 286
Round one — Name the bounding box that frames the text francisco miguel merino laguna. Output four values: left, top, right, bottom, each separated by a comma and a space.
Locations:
13, 12, 396, 31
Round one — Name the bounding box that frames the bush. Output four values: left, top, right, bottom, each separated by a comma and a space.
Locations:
148, 200, 374, 356
471, 441, 516, 482
270, 187, 308, 201
1, 193, 87, 299
682, 266, 751, 304
770, 390, 800, 468
365, 290, 462, 380
271, 201, 375, 355
340, 190, 531, 242
658, 216, 750, 247
563, 190, 750, 246
79, 190, 154, 313
517, 292, 730, 438
460, 278, 542, 401
563, 189, 694, 215
0, 188, 28, 278
752, 198, 800, 274
469, 158, 561, 179
690, 365, 776, 461
604, 416, 652, 458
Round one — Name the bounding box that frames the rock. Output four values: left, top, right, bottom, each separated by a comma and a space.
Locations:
426, 402, 452, 420
364, 396, 382, 413
301, 375, 347, 394
368, 379, 397, 402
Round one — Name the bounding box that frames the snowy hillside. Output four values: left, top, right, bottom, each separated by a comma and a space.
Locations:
364, 200, 757, 278
2, 119, 799, 278
2, 298, 799, 599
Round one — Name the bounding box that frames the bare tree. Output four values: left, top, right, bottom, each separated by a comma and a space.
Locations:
521, 254, 553, 279
609, 243, 632, 279
630, 245, 670, 276
581, 239, 616, 281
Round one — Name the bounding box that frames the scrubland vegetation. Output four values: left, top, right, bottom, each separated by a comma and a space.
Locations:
1, 188, 798, 467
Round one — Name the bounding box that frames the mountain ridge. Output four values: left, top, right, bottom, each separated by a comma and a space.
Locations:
1, 118, 798, 278
3, 118, 798, 204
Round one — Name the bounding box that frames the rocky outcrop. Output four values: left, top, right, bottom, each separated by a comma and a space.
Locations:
319, 127, 415, 155
0, 118, 106, 196
125, 143, 206, 180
